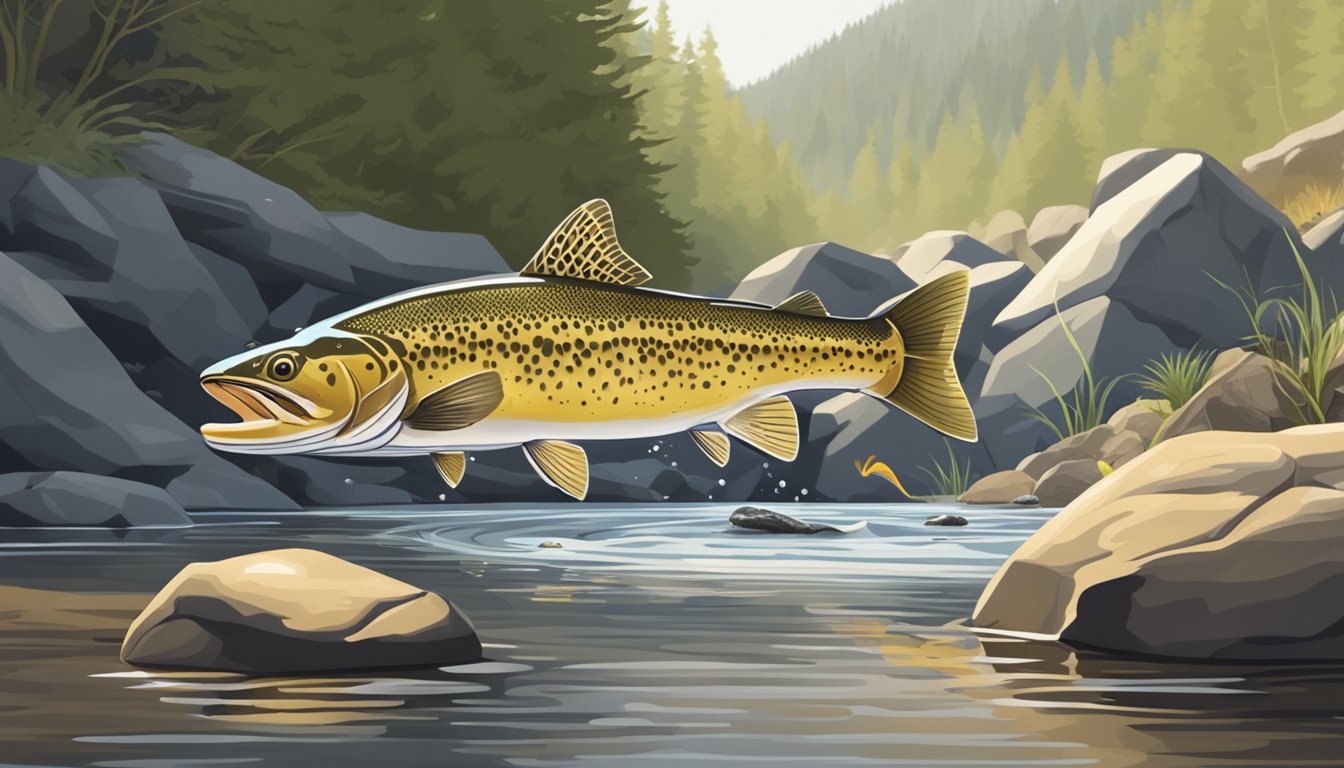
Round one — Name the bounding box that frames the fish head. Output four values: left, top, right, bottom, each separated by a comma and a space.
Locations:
199, 333, 407, 454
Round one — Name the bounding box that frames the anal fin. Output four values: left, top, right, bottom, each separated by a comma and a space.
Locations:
523, 440, 589, 500
722, 396, 799, 461
432, 452, 466, 488
689, 428, 731, 467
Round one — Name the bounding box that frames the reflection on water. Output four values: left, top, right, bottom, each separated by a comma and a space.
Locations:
2, 504, 1344, 767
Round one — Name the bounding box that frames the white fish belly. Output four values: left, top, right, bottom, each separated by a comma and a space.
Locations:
370, 376, 876, 456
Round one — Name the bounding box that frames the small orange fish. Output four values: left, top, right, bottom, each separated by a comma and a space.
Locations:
855, 454, 913, 499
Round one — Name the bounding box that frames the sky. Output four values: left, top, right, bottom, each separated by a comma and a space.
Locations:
637, 0, 892, 88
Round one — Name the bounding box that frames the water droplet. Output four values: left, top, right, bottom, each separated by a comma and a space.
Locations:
662, 495, 669, 500
778, 480, 787, 488
343, 478, 353, 485
670, 461, 678, 467
717, 478, 726, 486
469, 456, 476, 462
793, 495, 800, 502
652, 444, 661, 453
439, 493, 446, 501
800, 488, 809, 496
762, 462, 769, 469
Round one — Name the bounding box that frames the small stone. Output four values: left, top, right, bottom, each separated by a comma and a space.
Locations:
925, 514, 968, 527
1012, 494, 1039, 506
538, 541, 563, 549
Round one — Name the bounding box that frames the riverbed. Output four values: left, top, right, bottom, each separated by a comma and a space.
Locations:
3, 504, 1344, 767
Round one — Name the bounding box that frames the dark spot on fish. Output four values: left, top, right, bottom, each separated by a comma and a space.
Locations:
326, 373, 336, 386
319, 363, 328, 372
366, 362, 375, 371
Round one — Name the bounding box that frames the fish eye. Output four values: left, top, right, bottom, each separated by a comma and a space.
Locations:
267, 353, 300, 382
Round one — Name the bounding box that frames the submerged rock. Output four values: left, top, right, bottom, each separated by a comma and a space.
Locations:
924, 514, 968, 527
1011, 494, 1039, 506
729, 506, 865, 534
121, 549, 481, 673
0, 472, 191, 528
974, 424, 1344, 661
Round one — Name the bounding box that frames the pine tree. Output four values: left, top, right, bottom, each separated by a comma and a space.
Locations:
165, 0, 695, 287
844, 128, 886, 246
1295, 0, 1344, 117
1076, 50, 1108, 177
885, 137, 917, 245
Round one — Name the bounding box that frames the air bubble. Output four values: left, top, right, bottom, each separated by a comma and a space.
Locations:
343, 478, 353, 485
778, 480, 787, 488
717, 478, 726, 486
800, 488, 809, 496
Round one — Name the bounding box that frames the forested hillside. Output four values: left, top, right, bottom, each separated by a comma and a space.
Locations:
3, 0, 1342, 292
727, 0, 1344, 252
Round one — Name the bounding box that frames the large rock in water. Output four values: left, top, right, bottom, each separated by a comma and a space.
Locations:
730, 241, 916, 316
0, 250, 295, 511
973, 425, 1344, 661
0, 472, 191, 527
1000, 151, 1320, 349
121, 549, 481, 673
1241, 108, 1344, 204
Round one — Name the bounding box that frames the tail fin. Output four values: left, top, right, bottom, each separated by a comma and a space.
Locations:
873, 270, 977, 441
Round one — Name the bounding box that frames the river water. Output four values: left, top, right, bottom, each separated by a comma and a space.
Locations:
3, 504, 1344, 767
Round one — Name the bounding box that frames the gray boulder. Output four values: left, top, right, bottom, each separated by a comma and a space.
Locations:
118, 133, 510, 298
999, 151, 1315, 350
977, 211, 1045, 272
975, 296, 1179, 469
731, 241, 916, 316
1026, 204, 1088, 261
800, 392, 993, 500
1241, 108, 1344, 204
896, 230, 1008, 281
0, 250, 296, 511
0, 471, 191, 527
1088, 148, 1187, 211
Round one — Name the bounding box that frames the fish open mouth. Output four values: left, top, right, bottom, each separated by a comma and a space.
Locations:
201, 377, 312, 431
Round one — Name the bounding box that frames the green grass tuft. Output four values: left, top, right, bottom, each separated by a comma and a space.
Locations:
917, 440, 975, 498
1023, 304, 1126, 441
1135, 348, 1215, 411
1215, 231, 1344, 426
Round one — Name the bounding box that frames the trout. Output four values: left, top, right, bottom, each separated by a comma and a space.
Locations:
199, 200, 976, 499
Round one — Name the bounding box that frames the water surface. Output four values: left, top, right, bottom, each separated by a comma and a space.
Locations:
3, 504, 1344, 767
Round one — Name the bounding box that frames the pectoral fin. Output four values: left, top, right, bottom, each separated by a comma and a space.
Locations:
523, 440, 589, 500
689, 428, 731, 467
722, 396, 799, 461
407, 371, 504, 431
432, 452, 466, 488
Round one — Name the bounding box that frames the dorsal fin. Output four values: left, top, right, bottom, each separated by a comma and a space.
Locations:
774, 290, 828, 317
520, 199, 652, 286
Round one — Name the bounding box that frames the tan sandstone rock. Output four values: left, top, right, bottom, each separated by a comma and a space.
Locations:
1032, 459, 1103, 507
121, 548, 481, 673
959, 470, 1036, 505
1158, 349, 1299, 442
973, 425, 1344, 660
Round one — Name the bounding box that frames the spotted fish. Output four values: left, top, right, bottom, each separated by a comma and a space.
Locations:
199, 200, 977, 499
